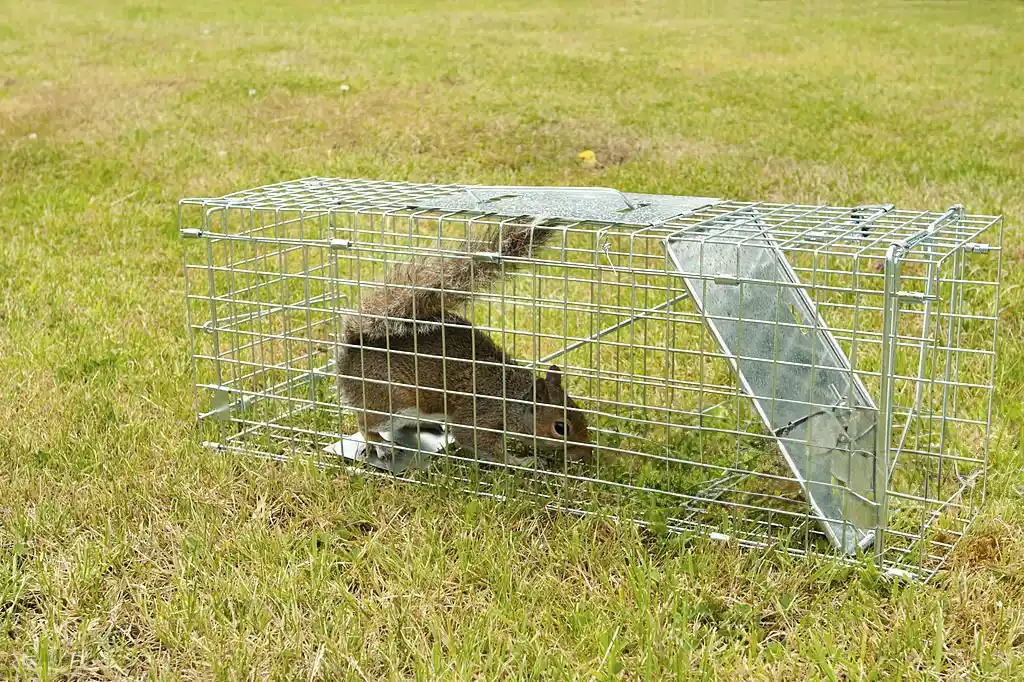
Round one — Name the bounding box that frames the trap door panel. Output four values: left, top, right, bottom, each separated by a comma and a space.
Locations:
407, 185, 721, 226
665, 226, 879, 555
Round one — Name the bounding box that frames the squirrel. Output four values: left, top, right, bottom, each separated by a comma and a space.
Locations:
335, 220, 593, 464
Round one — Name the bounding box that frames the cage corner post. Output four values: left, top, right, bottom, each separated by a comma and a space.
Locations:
873, 242, 906, 567
327, 205, 352, 467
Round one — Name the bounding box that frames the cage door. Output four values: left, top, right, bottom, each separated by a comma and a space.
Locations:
665, 223, 880, 555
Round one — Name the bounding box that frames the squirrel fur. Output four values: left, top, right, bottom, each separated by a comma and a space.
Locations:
336, 221, 593, 463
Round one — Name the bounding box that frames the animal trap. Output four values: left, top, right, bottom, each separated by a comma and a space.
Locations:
179, 178, 1002, 580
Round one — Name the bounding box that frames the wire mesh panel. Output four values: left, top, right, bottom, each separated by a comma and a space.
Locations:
179, 177, 1002, 580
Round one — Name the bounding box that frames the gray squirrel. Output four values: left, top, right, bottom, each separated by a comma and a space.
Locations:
336, 220, 593, 464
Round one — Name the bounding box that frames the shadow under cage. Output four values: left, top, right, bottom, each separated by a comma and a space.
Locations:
180, 178, 1002, 580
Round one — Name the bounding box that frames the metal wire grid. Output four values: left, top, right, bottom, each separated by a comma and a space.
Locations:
181, 177, 995, 265
180, 178, 1002, 580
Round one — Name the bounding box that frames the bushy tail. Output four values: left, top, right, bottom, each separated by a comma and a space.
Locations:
345, 219, 554, 342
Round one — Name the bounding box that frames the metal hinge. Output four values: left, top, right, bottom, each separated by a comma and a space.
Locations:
852, 203, 895, 222
180, 228, 203, 239
897, 292, 941, 304
329, 238, 353, 250
471, 251, 502, 264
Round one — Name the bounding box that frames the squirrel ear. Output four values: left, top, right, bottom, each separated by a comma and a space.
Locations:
546, 364, 564, 389
534, 376, 550, 403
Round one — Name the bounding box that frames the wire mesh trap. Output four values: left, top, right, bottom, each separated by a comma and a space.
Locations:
179, 178, 1002, 580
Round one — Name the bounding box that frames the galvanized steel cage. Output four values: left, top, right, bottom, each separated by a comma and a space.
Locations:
179, 177, 1002, 580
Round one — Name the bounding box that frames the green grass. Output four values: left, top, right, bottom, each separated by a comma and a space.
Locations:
2, 0, 1024, 678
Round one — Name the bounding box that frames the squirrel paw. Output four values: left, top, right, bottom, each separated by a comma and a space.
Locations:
505, 454, 538, 468
366, 441, 396, 461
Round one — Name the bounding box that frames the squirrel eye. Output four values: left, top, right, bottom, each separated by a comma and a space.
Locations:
553, 421, 565, 437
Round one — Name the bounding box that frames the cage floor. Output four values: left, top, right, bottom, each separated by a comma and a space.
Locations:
202, 387, 973, 582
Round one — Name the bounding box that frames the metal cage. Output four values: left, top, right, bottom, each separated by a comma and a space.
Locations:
179, 177, 1002, 580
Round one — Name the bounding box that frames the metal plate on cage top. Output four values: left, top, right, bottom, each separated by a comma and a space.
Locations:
665, 216, 880, 555
408, 186, 721, 226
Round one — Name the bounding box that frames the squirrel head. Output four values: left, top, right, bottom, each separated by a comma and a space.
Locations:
530, 364, 593, 463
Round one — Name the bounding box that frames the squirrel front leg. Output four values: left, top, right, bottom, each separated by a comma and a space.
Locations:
447, 404, 537, 467
447, 403, 506, 462
356, 409, 394, 460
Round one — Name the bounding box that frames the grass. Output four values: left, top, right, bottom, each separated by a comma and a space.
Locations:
2, 0, 1024, 678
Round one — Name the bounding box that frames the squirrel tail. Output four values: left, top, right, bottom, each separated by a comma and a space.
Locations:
344, 219, 554, 342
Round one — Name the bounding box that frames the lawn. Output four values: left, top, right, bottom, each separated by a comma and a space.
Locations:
2, 0, 1024, 679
